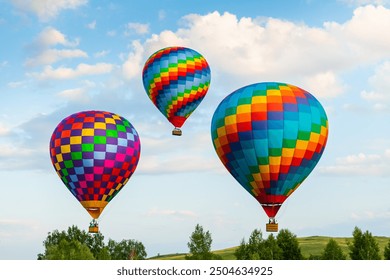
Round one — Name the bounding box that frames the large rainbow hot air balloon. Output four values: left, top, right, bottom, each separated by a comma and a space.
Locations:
49, 111, 141, 233
142, 46, 211, 136
211, 82, 328, 232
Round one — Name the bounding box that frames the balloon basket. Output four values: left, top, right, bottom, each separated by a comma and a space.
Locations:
266, 223, 278, 232
89, 226, 99, 234
172, 128, 182, 136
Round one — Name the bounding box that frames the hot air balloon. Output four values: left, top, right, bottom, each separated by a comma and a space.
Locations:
211, 82, 328, 232
49, 111, 141, 233
142, 46, 211, 136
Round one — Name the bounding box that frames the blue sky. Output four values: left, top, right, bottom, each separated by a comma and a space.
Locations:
0, 0, 390, 259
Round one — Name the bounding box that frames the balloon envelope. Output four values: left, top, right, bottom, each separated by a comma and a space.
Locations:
142, 46, 211, 129
49, 110, 141, 219
211, 82, 328, 219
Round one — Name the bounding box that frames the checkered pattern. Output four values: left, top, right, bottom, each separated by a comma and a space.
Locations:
142, 46, 211, 128
50, 111, 141, 203
211, 82, 328, 218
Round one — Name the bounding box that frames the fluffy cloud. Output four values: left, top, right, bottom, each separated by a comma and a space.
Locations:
30, 63, 113, 80
361, 61, 390, 110
33, 27, 79, 48
126, 22, 150, 35
137, 132, 222, 175
302, 71, 347, 99
122, 40, 145, 80
26, 27, 86, 67
11, 0, 88, 21
122, 6, 390, 100
26, 49, 88, 67
319, 149, 390, 176
325, 5, 390, 61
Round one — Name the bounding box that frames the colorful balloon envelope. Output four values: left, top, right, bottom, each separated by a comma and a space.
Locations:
49, 111, 141, 231
142, 46, 211, 136
211, 82, 328, 231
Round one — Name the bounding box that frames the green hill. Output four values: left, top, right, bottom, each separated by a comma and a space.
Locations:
149, 236, 390, 260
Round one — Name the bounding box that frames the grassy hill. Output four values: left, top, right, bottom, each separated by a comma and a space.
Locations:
149, 236, 390, 260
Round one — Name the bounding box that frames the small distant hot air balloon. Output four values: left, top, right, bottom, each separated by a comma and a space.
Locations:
211, 82, 328, 232
49, 111, 141, 233
142, 46, 211, 136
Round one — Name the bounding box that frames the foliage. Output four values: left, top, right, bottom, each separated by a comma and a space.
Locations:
263, 234, 283, 260
38, 225, 145, 260
383, 240, 390, 260
348, 227, 381, 260
321, 238, 346, 260
45, 239, 95, 260
276, 229, 303, 260
235, 229, 283, 260
107, 239, 147, 260
185, 224, 221, 260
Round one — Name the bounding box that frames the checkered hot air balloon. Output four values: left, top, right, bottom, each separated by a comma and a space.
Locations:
211, 82, 329, 232
142, 46, 211, 136
49, 111, 141, 233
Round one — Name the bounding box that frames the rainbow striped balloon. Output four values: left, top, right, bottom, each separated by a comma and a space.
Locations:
142, 46, 211, 133
49, 111, 141, 220
211, 82, 328, 221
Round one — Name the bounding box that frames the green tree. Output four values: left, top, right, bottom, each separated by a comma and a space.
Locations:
276, 229, 303, 260
235, 230, 282, 260
348, 227, 381, 260
185, 224, 221, 260
107, 239, 147, 260
383, 240, 390, 260
235, 238, 250, 260
263, 234, 283, 260
45, 239, 95, 260
38, 225, 146, 260
38, 225, 110, 260
235, 229, 264, 260
321, 238, 346, 260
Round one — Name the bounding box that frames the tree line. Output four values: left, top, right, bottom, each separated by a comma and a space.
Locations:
38, 226, 146, 260
187, 225, 390, 260
38, 224, 390, 260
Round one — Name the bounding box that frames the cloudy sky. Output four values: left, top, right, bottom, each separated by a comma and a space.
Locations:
0, 0, 389, 259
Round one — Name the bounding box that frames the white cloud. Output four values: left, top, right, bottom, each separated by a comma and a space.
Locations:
341, 0, 390, 6
94, 50, 110, 58
325, 5, 390, 61
302, 71, 346, 99
7, 81, 26, 88
125, 22, 150, 35
11, 0, 88, 21
0, 123, 10, 136
146, 208, 198, 219
361, 61, 390, 105
57, 79, 96, 103
26, 49, 88, 67
122, 40, 145, 80
350, 210, 390, 221
34, 27, 78, 47
123, 6, 390, 99
86, 20, 96, 29
106, 30, 116, 37
0, 145, 32, 157
26, 27, 85, 67
319, 150, 390, 176
30, 63, 113, 80
57, 87, 89, 103
137, 132, 222, 175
